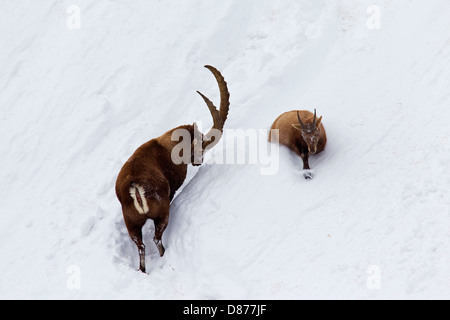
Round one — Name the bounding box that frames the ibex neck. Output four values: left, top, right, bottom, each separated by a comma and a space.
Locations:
157, 124, 194, 150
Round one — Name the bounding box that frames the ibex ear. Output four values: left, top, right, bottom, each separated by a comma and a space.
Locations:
292, 124, 302, 131
315, 116, 323, 127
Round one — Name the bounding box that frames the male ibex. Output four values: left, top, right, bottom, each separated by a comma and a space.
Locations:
269, 109, 326, 179
115, 65, 229, 272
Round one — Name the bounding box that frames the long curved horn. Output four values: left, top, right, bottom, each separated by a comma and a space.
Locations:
196, 65, 230, 150
297, 111, 306, 129
205, 65, 230, 123
196, 91, 222, 139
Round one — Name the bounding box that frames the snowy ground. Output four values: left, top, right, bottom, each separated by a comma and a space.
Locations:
0, 0, 449, 299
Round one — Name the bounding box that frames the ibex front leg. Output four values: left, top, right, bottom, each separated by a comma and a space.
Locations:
300, 152, 313, 180
295, 146, 312, 179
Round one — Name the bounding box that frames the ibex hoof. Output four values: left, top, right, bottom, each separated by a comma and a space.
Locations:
303, 170, 313, 180
154, 239, 165, 257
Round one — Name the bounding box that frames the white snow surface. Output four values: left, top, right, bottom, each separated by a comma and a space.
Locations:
1, 0, 450, 299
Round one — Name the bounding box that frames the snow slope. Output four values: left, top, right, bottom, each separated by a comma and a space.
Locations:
0, 0, 449, 299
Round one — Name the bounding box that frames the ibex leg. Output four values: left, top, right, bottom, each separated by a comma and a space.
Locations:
124, 216, 147, 273
295, 146, 312, 179
154, 215, 169, 257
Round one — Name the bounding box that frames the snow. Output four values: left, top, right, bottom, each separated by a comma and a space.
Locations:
1, 0, 449, 299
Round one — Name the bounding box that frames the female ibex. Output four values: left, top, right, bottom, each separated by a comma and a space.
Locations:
116, 65, 230, 272
269, 109, 326, 179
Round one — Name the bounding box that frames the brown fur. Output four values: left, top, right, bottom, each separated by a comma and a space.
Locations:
269, 110, 327, 179
115, 66, 229, 272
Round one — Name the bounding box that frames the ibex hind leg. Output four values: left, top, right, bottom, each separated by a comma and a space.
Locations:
124, 215, 147, 273
153, 215, 168, 257
130, 229, 146, 273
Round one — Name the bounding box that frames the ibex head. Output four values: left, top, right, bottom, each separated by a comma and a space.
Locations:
292, 109, 323, 154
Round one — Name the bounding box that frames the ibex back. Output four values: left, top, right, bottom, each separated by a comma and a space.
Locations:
115, 65, 230, 273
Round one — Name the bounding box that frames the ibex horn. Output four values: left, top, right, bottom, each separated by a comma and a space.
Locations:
297, 111, 306, 129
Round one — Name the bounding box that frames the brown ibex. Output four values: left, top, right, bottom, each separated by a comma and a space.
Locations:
269, 109, 326, 179
115, 65, 230, 272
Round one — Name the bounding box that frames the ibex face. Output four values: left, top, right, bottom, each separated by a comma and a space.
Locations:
292, 109, 323, 155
